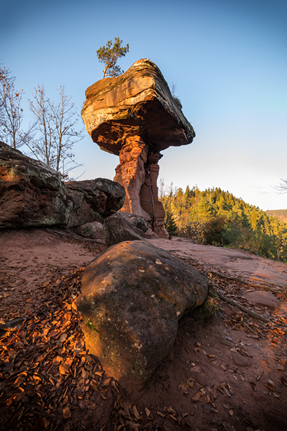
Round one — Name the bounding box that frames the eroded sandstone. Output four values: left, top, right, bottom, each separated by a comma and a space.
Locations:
77, 240, 208, 393
82, 59, 195, 154
81, 59, 195, 238
0, 142, 125, 228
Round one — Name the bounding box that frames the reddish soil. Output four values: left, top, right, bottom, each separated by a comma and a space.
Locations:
1, 230, 287, 431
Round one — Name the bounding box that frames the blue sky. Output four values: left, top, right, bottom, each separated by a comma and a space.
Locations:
1, 0, 287, 210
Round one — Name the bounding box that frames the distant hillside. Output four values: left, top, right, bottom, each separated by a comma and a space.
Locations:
266, 209, 287, 223
160, 185, 287, 262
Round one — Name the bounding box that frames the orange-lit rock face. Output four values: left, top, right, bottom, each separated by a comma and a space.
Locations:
81, 59, 195, 154
114, 137, 168, 238
114, 136, 149, 218
81, 59, 195, 237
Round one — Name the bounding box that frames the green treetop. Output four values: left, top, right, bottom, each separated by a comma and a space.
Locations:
96, 37, 129, 79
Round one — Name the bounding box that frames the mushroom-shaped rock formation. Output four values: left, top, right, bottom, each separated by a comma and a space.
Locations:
77, 240, 208, 394
82, 59, 195, 238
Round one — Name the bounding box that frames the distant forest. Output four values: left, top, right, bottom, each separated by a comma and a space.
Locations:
159, 182, 287, 263
266, 209, 287, 224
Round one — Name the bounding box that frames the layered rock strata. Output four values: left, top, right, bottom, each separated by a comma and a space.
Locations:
81, 59, 195, 237
77, 240, 208, 393
0, 142, 125, 228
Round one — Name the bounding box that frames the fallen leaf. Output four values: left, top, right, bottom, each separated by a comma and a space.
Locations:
65, 358, 73, 367
132, 405, 141, 420
49, 329, 59, 338
91, 380, 99, 391
205, 394, 211, 404
256, 371, 264, 381
179, 382, 191, 391
59, 333, 67, 343
277, 364, 285, 371
59, 364, 69, 375
81, 368, 89, 379
63, 406, 71, 418
145, 407, 151, 418
165, 406, 176, 414
77, 379, 84, 389
192, 392, 201, 402
102, 377, 111, 388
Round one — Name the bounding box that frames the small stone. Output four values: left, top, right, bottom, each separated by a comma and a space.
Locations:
243, 291, 280, 309
232, 353, 252, 367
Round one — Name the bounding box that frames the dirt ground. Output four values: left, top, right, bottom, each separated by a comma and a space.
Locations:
0, 229, 287, 431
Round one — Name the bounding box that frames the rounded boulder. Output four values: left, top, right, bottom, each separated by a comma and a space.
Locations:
77, 240, 208, 393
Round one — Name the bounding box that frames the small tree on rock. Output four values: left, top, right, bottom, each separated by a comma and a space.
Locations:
97, 37, 129, 79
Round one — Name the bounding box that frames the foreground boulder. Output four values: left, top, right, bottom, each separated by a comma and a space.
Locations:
82, 59, 195, 238
103, 212, 145, 246
0, 142, 125, 228
77, 240, 208, 393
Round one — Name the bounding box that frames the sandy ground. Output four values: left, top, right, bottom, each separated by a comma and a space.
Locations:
0, 229, 287, 431
149, 237, 287, 289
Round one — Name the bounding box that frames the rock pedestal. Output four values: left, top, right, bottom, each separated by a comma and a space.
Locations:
113, 136, 167, 238
139, 152, 166, 238
81, 59, 195, 238
114, 136, 149, 218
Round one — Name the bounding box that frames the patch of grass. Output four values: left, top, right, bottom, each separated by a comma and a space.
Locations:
197, 285, 220, 322
85, 319, 100, 333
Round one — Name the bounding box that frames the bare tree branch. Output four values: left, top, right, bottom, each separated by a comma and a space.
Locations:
28, 85, 85, 179
273, 178, 287, 194
0, 64, 35, 149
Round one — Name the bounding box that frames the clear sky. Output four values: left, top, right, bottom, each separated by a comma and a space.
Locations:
1, 0, 287, 210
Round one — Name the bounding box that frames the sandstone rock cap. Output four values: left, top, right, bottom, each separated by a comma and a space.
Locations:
81, 59, 195, 154
77, 240, 208, 393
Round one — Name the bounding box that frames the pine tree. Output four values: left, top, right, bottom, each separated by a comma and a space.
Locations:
96, 37, 129, 79
165, 210, 178, 238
